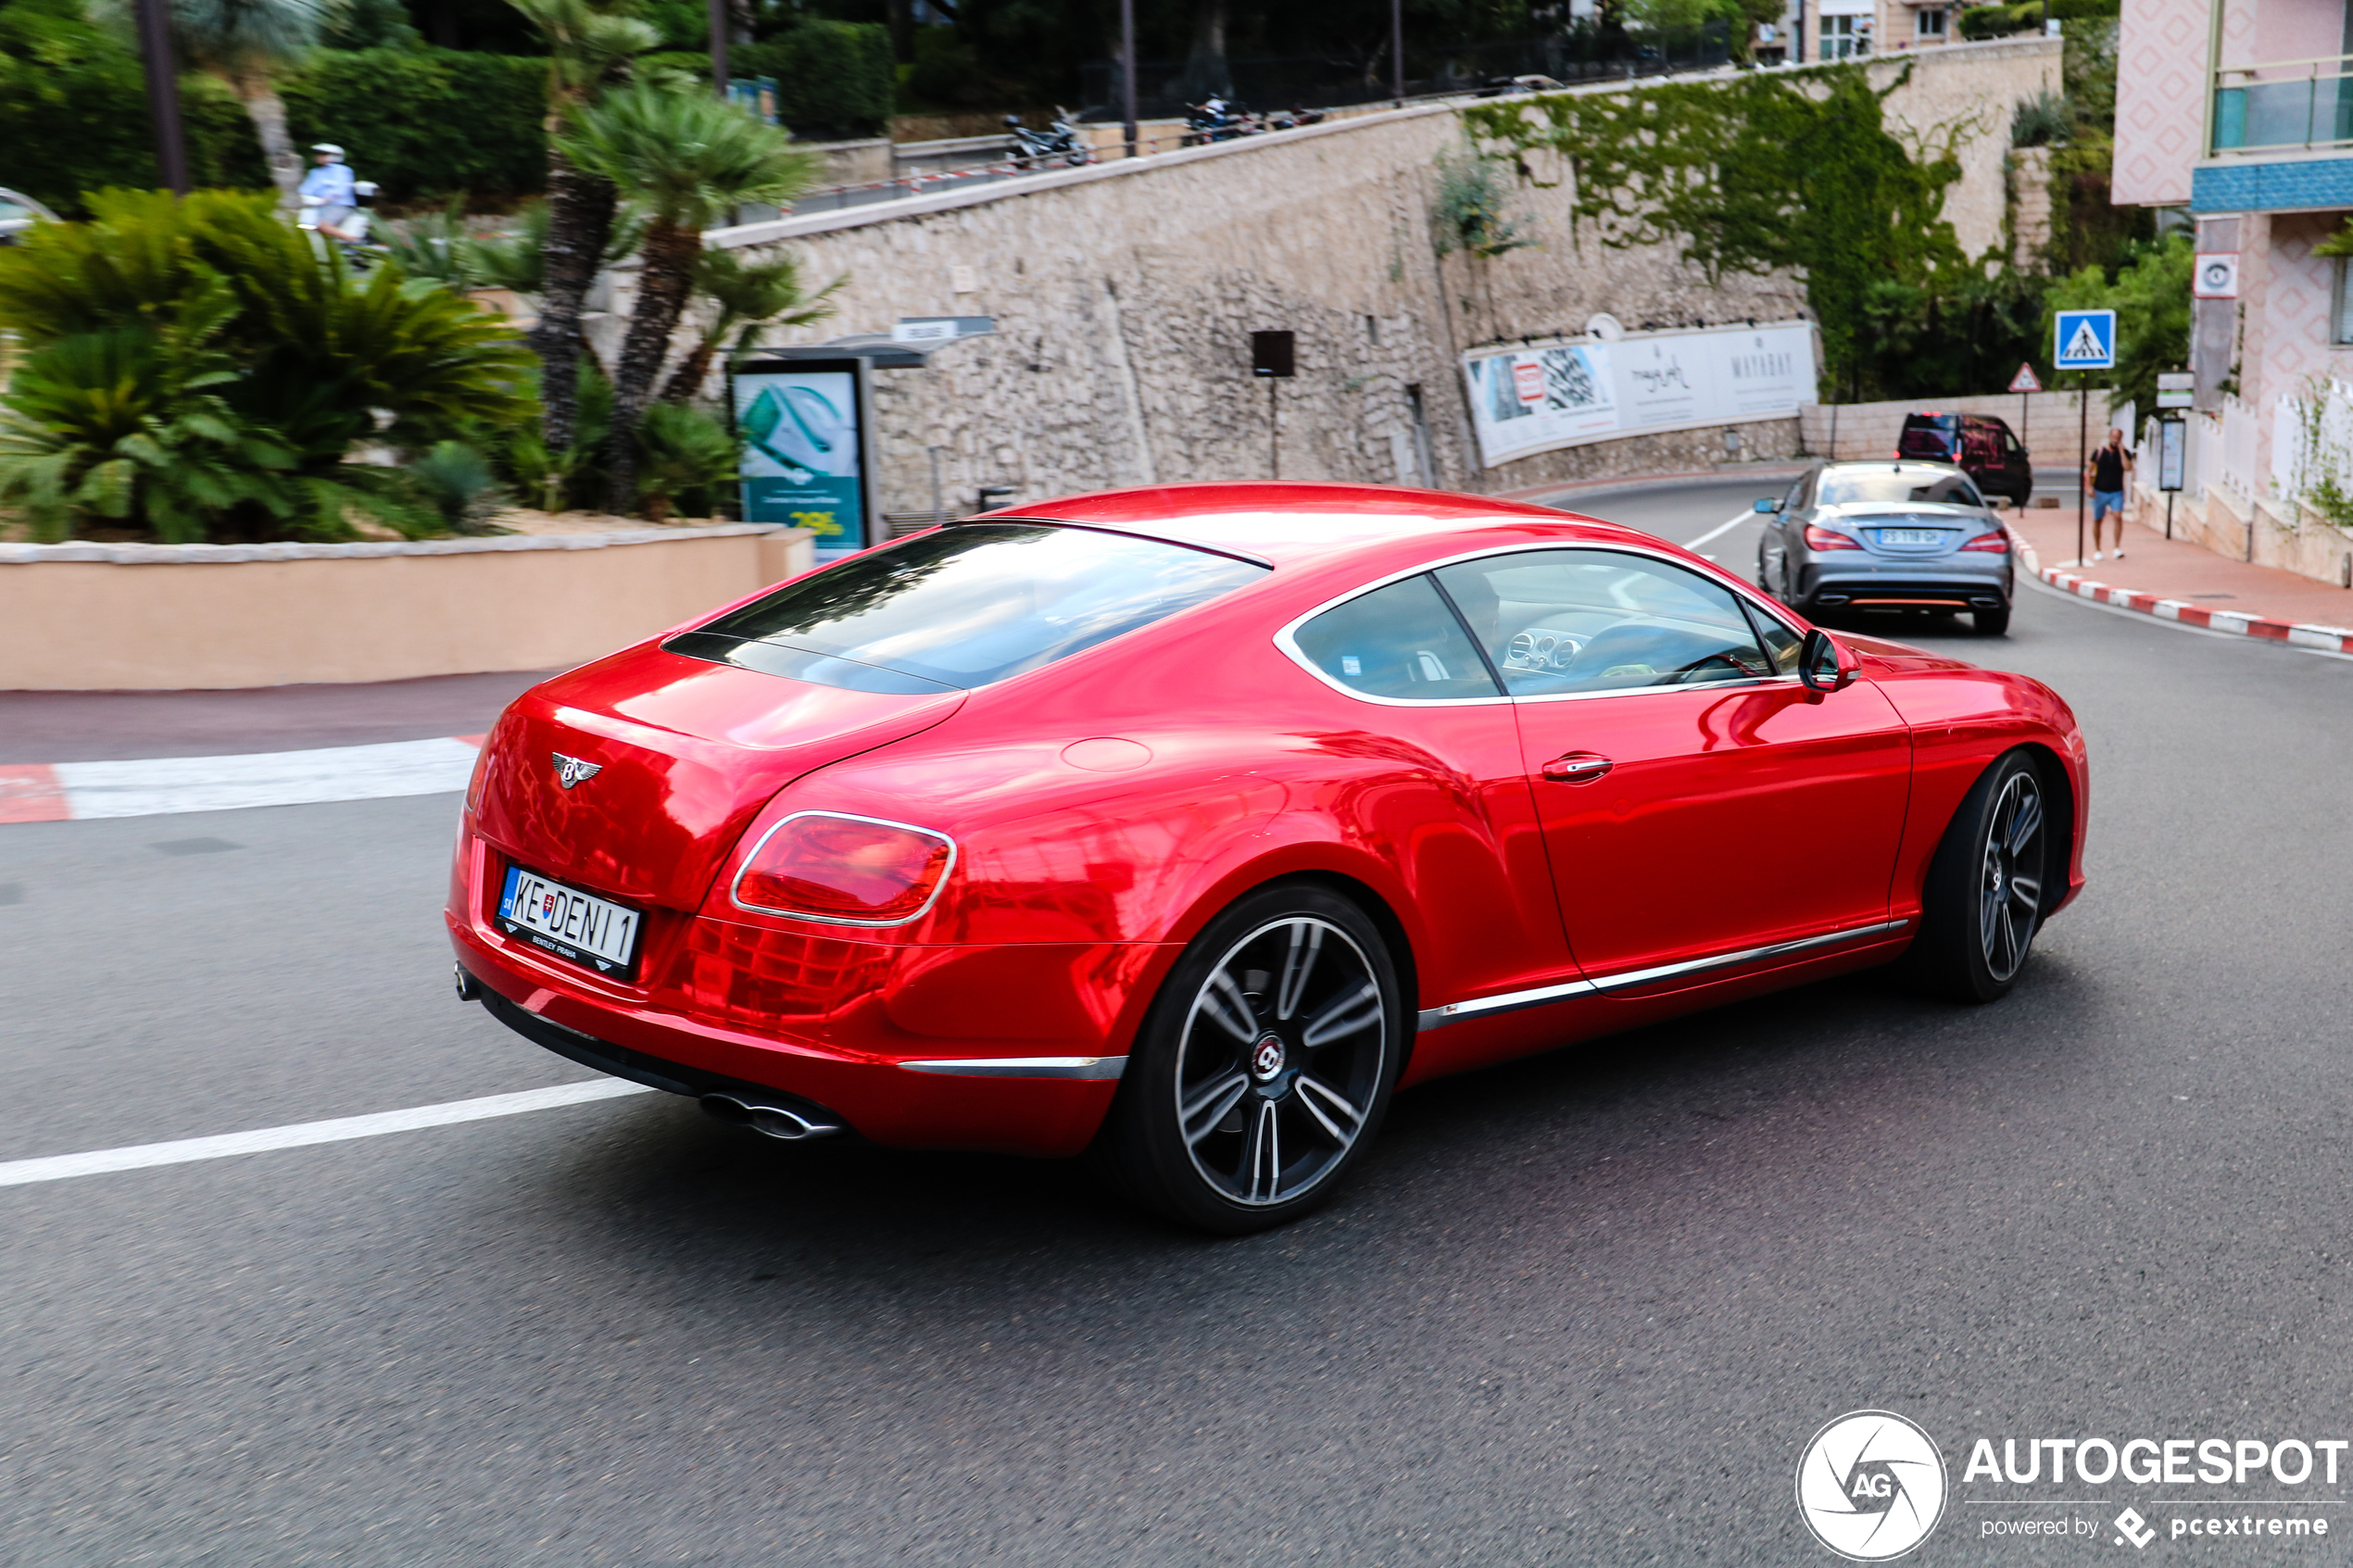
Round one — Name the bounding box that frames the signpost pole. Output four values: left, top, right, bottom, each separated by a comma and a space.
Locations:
2077, 376, 2088, 567
1120, 0, 1138, 159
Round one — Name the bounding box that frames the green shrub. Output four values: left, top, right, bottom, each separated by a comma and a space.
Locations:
409, 438, 507, 532
278, 47, 550, 206
656, 22, 893, 140
633, 398, 736, 521
0, 0, 266, 213
0, 189, 535, 541
1960, 0, 2118, 39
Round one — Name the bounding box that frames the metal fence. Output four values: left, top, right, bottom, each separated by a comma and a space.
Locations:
1076, 30, 1730, 121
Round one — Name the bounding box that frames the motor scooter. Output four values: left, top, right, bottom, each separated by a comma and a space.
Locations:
1004, 110, 1093, 169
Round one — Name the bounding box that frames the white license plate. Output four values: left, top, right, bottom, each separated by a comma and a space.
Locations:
497, 864, 642, 978
1877, 528, 1948, 546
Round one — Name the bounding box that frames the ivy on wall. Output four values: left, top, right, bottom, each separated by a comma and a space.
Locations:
1459, 64, 1975, 395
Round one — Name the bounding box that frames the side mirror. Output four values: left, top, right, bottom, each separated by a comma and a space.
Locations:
1754, 497, 1780, 514
1798, 628, 1859, 694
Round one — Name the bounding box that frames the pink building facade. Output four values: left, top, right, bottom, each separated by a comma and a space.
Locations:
2116, 0, 2353, 540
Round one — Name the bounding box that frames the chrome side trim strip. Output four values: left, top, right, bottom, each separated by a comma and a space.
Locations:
898, 1055, 1129, 1080
1415, 919, 1911, 1032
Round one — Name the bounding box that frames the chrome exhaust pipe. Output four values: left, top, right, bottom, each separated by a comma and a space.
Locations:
698, 1092, 843, 1141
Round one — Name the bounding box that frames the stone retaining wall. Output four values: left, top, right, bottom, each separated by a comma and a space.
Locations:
685, 42, 2056, 521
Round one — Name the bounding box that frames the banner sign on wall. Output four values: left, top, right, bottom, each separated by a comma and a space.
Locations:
1463, 320, 1818, 469
731, 358, 868, 558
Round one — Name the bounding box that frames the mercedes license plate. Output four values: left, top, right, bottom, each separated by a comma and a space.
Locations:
1877, 528, 1946, 546
497, 863, 642, 979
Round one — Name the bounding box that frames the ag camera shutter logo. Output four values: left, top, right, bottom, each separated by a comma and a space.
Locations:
1797, 1411, 1948, 1561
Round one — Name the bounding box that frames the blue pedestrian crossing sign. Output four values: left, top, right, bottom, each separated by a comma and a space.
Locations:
2054, 308, 2117, 370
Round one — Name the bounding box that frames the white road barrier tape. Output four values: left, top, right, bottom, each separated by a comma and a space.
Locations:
0, 1078, 657, 1187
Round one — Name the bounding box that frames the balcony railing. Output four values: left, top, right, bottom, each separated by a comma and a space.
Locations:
2212, 54, 2353, 154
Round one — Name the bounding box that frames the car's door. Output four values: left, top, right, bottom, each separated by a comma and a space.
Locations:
1760, 469, 1814, 599
1431, 546, 1913, 991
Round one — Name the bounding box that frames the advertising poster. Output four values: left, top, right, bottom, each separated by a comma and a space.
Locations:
1464, 320, 1818, 468
731, 361, 866, 558
1463, 341, 1618, 464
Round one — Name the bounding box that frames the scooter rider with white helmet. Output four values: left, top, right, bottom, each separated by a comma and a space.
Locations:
298, 143, 355, 231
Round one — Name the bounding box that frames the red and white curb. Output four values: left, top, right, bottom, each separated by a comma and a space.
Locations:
0, 734, 484, 824
2036, 563, 2353, 653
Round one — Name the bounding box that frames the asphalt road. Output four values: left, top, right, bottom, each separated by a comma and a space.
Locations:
7, 478, 2353, 1565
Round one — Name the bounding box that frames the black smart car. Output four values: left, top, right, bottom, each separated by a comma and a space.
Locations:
1895, 411, 2033, 508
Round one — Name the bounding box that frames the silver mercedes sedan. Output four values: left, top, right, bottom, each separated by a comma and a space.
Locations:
1754, 460, 2017, 636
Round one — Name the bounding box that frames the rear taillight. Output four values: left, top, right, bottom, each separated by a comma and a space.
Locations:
1805, 525, 1862, 551
1960, 531, 2011, 552
732, 811, 955, 925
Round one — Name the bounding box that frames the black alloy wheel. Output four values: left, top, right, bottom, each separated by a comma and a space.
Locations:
1905, 749, 2051, 1003
1095, 884, 1402, 1233
1973, 604, 2012, 635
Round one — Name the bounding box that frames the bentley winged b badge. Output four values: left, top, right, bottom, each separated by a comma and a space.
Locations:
552, 752, 603, 789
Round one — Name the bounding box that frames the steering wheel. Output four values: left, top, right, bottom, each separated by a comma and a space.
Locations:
1668, 651, 1758, 683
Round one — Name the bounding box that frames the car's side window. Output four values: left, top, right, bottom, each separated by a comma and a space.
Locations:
1785, 474, 1810, 512
1741, 598, 1805, 674
1291, 572, 1503, 700
1431, 549, 1775, 697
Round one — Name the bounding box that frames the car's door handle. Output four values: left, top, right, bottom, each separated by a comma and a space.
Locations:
1541, 751, 1613, 784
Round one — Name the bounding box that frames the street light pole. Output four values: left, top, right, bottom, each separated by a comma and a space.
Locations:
708, 0, 729, 98
1391, 0, 1404, 107
1121, 0, 1138, 159
133, 0, 188, 195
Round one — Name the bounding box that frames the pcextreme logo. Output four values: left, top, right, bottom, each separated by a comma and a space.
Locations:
1798, 1410, 1950, 1561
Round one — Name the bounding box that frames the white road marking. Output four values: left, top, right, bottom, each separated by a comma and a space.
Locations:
0, 1078, 657, 1188
53, 736, 481, 819
1686, 509, 1758, 550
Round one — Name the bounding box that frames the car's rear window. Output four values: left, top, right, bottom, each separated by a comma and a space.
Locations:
1818, 470, 1982, 507
667, 522, 1269, 694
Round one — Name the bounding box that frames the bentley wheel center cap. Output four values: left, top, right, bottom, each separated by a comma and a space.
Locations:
1250, 1034, 1287, 1082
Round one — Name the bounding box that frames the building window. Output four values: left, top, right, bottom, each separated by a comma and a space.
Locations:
1821, 15, 1871, 57
2334, 257, 2353, 346
1917, 6, 1946, 36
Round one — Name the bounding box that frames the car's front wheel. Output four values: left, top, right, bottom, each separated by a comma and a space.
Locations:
1095, 884, 1403, 1233
1906, 749, 2051, 1003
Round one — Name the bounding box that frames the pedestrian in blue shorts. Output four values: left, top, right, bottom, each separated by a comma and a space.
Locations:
2084, 427, 2133, 562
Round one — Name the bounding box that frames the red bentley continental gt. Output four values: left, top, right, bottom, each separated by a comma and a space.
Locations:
447, 483, 2087, 1232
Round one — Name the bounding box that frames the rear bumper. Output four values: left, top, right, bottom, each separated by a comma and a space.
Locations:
1798, 557, 2012, 609
448, 916, 1136, 1159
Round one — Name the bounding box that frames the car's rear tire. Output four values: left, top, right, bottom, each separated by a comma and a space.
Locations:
1905, 749, 2051, 1003
1973, 605, 2011, 635
1093, 884, 1403, 1234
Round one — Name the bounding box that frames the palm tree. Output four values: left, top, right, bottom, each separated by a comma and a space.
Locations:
504, 0, 658, 452
147, 0, 333, 203
658, 248, 839, 405
560, 83, 815, 513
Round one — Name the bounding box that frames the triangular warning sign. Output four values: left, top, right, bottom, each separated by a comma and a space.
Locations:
2008, 362, 2042, 393
2060, 320, 2106, 363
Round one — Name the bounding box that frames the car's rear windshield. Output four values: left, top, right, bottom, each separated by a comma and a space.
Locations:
666, 522, 1269, 694
1818, 470, 1982, 507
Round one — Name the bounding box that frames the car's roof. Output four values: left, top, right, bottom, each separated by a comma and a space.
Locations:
997, 482, 1604, 566
1816, 458, 1967, 475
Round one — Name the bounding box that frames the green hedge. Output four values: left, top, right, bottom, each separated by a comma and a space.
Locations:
0, 0, 268, 213
650, 22, 894, 140
1959, 0, 2120, 41
0, 15, 884, 215
280, 48, 549, 206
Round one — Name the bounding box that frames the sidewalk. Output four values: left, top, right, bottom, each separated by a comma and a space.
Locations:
2007, 499, 2353, 652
